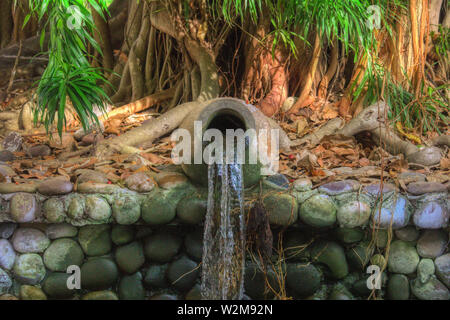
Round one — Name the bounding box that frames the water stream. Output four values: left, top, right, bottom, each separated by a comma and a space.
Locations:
201, 160, 246, 300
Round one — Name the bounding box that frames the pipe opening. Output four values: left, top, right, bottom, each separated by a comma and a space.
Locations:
206, 111, 246, 134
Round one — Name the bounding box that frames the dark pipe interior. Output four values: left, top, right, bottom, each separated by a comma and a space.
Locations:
207, 112, 246, 133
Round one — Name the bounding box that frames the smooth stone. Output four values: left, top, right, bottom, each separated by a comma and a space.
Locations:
299, 194, 336, 228
76, 182, 121, 194
351, 279, 372, 297
43, 198, 66, 223
20, 285, 46, 300
286, 263, 321, 297
0, 239, 16, 270
395, 226, 420, 242
13, 253, 46, 284
156, 172, 188, 189
244, 263, 281, 300
363, 183, 396, 196
135, 226, 153, 239
0, 223, 16, 239
398, 171, 426, 184
417, 259, 435, 284
27, 145, 51, 158
434, 253, 450, 288
43, 238, 84, 271
2, 132, 22, 152
328, 283, 354, 300
413, 201, 449, 229
264, 193, 298, 226
0, 268, 12, 294
406, 146, 441, 166
411, 277, 450, 300
124, 172, 156, 192
10, 193, 37, 223
371, 229, 389, 248
416, 230, 448, 258
370, 254, 386, 269
167, 256, 199, 292
0, 164, 16, 179
184, 230, 203, 262
387, 274, 410, 300
112, 194, 141, 225
176, 194, 207, 225
407, 182, 447, 195
82, 290, 118, 300
387, 240, 420, 274
0, 150, 15, 162
111, 225, 135, 245
318, 180, 360, 196
42, 273, 74, 298
37, 177, 73, 195
144, 264, 169, 288
115, 241, 145, 274
346, 241, 374, 270
333, 228, 364, 244
310, 241, 348, 279
12, 228, 50, 253
186, 284, 202, 300
263, 174, 290, 190
144, 231, 182, 263
371, 194, 411, 229
283, 231, 310, 261
142, 189, 184, 225
149, 294, 178, 300
80, 258, 119, 290
67, 194, 85, 220
0, 294, 18, 300
118, 272, 145, 300
85, 195, 111, 221
46, 223, 77, 239
293, 178, 312, 192
294, 189, 318, 204
336, 199, 371, 228
78, 225, 112, 256
76, 170, 108, 184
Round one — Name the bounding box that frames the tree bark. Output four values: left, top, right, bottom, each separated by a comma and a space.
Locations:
0, 0, 13, 48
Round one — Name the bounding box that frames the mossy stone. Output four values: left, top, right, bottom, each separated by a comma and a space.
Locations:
85, 195, 111, 221
176, 194, 207, 225
43, 238, 84, 271
13, 253, 46, 285
299, 194, 336, 228
82, 290, 118, 300
387, 274, 410, 300
346, 241, 374, 270
78, 224, 112, 256
244, 263, 282, 300
112, 194, 141, 225
283, 231, 310, 261
20, 285, 47, 300
67, 194, 85, 220
144, 264, 169, 288
43, 198, 66, 223
334, 227, 364, 244
184, 230, 203, 262
263, 193, 298, 226
387, 240, 420, 274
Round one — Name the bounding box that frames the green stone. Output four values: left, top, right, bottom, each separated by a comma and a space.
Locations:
111, 225, 135, 245
186, 284, 202, 300
244, 263, 281, 300
176, 194, 207, 225
166, 256, 199, 292
299, 194, 336, 228
42, 273, 74, 298
310, 241, 348, 279
283, 231, 310, 261
112, 194, 141, 225
336, 199, 371, 228
328, 283, 354, 300
144, 264, 169, 288
80, 258, 119, 290
82, 290, 118, 300
13, 254, 46, 285
263, 193, 298, 226
334, 227, 364, 244
78, 224, 112, 256
144, 231, 181, 263
67, 194, 85, 220
115, 241, 145, 274
417, 259, 435, 284
184, 230, 203, 262
387, 240, 420, 274
118, 272, 145, 300
85, 195, 111, 221
43, 198, 66, 223
411, 277, 449, 300
43, 238, 84, 272
286, 263, 321, 297
346, 241, 374, 271
20, 285, 47, 300
387, 274, 410, 300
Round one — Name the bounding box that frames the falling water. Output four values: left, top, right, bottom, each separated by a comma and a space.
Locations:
201, 159, 246, 300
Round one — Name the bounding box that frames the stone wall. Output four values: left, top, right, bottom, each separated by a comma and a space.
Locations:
0, 168, 448, 300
